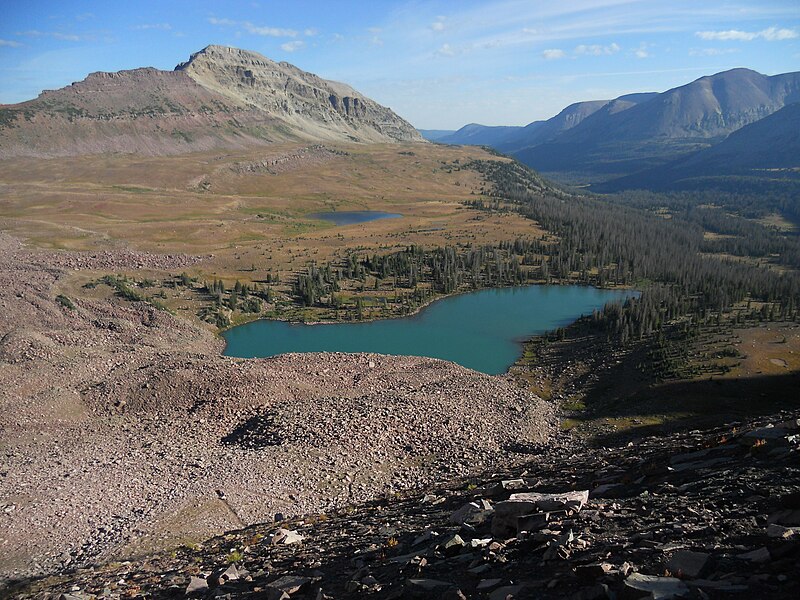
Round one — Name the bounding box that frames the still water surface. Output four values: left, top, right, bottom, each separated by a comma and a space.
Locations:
223, 285, 636, 375
308, 210, 402, 225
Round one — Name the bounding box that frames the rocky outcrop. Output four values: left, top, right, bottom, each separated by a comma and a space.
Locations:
0, 45, 423, 157
176, 46, 422, 145
9, 410, 799, 599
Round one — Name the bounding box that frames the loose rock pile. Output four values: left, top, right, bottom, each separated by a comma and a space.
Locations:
0, 232, 554, 580
10, 412, 799, 599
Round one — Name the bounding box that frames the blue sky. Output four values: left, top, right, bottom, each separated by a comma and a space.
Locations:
1, 0, 798, 129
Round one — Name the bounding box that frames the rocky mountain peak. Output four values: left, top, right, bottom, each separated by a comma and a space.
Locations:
0, 45, 422, 158
174, 45, 421, 143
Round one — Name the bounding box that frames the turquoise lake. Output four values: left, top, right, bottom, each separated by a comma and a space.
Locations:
308, 210, 402, 225
223, 285, 637, 375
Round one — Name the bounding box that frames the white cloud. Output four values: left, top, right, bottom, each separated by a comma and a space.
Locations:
542, 48, 566, 60
304, 28, 318, 37
281, 40, 305, 52
761, 27, 799, 41
431, 17, 446, 32
17, 30, 82, 42
243, 23, 298, 37
688, 47, 739, 56
0, 39, 22, 47
634, 43, 650, 58
371, 35, 383, 46
207, 17, 298, 37
575, 42, 620, 56
207, 17, 237, 26
696, 27, 798, 41
436, 43, 455, 57
131, 23, 172, 31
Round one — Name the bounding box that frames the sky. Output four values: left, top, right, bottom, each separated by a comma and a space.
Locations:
1, 0, 799, 129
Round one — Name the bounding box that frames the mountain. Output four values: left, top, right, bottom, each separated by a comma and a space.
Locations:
0, 45, 422, 158
514, 68, 800, 181
431, 94, 658, 154
596, 102, 800, 192
436, 123, 525, 146
418, 129, 455, 141
497, 97, 658, 153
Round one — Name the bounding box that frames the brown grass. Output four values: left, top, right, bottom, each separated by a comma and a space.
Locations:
0, 143, 542, 280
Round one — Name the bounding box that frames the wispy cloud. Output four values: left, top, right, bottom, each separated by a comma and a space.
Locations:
207, 17, 237, 26
16, 30, 83, 42
0, 39, 22, 48
207, 17, 298, 37
281, 40, 305, 52
542, 48, 566, 60
131, 23, 172, 31
688, 47, 739, 56
634, 43, 650, 58
304, 28, 318, 37
696, 26, 798, 41
431, 16, 446, 32
243, 23, 298, 37
575, 42, 620, 56
436, 43, 455, 57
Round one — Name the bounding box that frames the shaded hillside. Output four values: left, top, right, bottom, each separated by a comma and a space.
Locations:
0, 45, 422, 158
515, 68, 800, 181
437, 123, 526, 147
434, 98, 623, 150
497, 97, 653, 153
596, 102, 800, 193
8, 410, 800, 599
418, 129, 455, 141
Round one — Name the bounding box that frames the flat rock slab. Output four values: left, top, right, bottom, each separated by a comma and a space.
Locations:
267, 575, 310, 595
492, 490, 588, 537
666, 550, 710, 579
624, 573, 689, 599
508, 490, 589, 512
185, 576, 208, 595
269, 528, 305, 545
406, 578, 455, 593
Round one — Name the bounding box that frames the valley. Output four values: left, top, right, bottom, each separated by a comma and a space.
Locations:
0, 28, 799, 600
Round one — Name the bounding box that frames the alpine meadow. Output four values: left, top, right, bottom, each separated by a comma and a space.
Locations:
1, 2, 799, 599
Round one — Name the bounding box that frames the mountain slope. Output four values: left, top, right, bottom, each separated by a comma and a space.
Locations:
436, 123, 526, 146
0, 45, 422, 158
514, 68, 800, 181
418, 129, 456, 141
433, 93, 658, 155
497, 98, 625, 153
597, 102, 800, 192
176, 45, 422, 145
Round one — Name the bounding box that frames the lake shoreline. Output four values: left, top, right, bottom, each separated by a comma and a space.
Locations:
221, 283, 638, 374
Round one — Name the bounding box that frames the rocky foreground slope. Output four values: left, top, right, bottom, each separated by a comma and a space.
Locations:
0, 232, 554, 580
0, 45, 423, 158
7, 409, 799, 599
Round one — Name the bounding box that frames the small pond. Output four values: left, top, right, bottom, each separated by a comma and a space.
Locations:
308, 211, 402, 225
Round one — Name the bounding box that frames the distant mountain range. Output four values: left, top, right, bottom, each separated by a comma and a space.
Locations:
595, 102, 800, 193
0, 45, 423, 158
422, 68, 800, 191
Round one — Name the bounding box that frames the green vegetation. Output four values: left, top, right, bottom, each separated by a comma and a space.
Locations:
55, 294, 76, 310
0, 108, 19, 129
469, 160, 800, 345
92, 274, 171, 312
